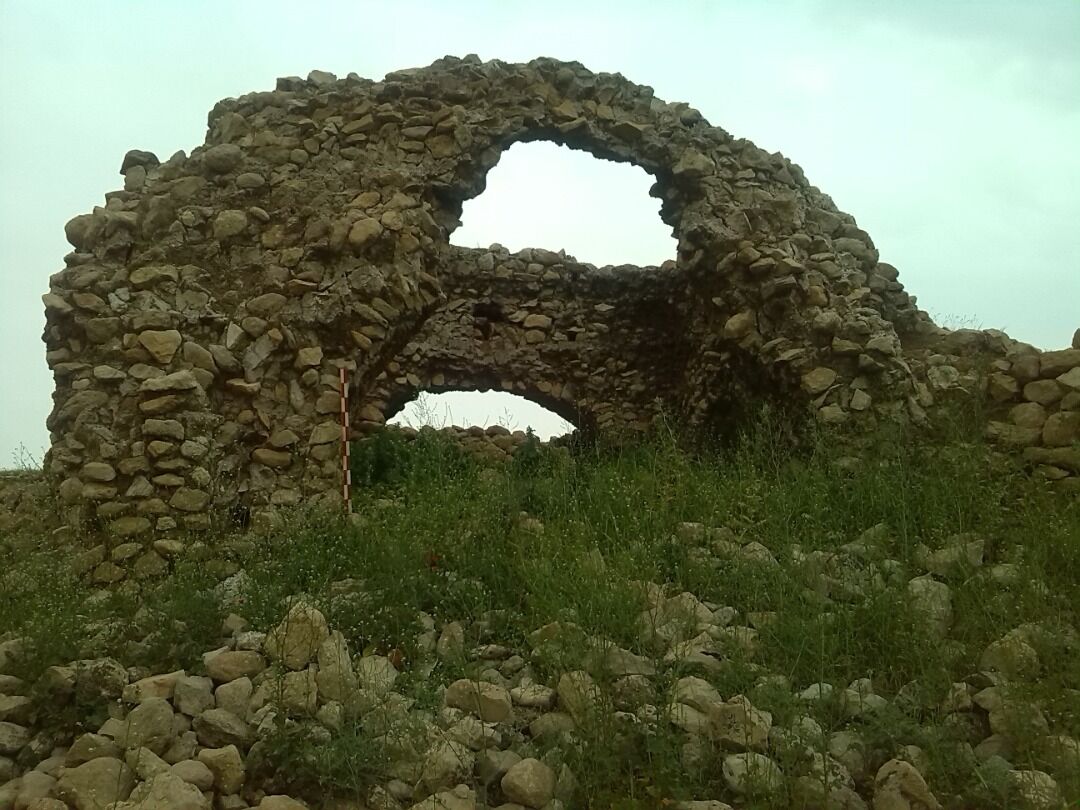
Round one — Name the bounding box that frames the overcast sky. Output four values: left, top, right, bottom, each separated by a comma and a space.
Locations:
1, 0, 1077, 460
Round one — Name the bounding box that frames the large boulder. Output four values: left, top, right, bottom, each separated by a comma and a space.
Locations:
115, 698, 174, 754
193, 708, 252, 748
264, 602, 329, 671
501, 757, 556, 808
872, 759, 941, 810
710, 695, 772, 751
56, 758, 136, 810
444, 679, 512, 723
197, 744, 245, 794
722, 752, 784, 795
315, 632, 358, 702
205, 650, 266, 683
111, 771, 209, 810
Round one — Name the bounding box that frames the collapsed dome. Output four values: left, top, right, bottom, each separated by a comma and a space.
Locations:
43, 55, 971, 535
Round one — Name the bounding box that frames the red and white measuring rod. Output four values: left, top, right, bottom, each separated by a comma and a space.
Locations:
339, 367, 353, 513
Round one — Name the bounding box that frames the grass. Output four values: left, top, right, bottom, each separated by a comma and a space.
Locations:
0, 412, 1078, 808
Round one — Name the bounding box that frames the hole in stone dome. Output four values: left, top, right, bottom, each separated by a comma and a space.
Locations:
388, 390, 574, 440
451, 141, 677, 267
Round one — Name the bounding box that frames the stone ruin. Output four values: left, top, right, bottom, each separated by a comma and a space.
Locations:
41, 56, 1080, 538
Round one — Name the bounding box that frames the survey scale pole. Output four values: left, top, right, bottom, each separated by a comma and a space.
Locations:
339, 367, 353, 514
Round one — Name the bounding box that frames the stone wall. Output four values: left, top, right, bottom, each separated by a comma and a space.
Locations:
910, 328, 1080, 489
357, 246, 689, 436
368, 424, 559, 465
40, 55, 1078, 537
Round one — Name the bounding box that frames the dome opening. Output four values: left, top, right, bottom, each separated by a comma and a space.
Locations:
450, 141, 676, 267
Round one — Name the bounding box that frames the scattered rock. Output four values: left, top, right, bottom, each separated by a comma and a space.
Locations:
112, 771, 209, 810
444, 679, 512, 723
710, 695, 772, 750
116, 698, 174, 754
55, 757, 135, 810
197, 744, 245, 794
265, 602, 329, 671
557, 671, 602, 723
1007, 770, 1063, 810
872, 758, 941, 810
722, 752, 784, 795
906, 576, 953, 636
501, 757, 557, 808
192, 709, 252, 748
205, 650, 267, 683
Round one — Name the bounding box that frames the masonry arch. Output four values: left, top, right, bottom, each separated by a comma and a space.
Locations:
360, 370, 590, 437
44, 55, 925, 534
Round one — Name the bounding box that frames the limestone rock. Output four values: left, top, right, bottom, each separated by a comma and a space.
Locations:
265, 602, 329, 670
123, 669, 185, 703
872, 759, 940, 810
922, 537, 984, 578
247, 293, 287, 318
1006, 770, 1063, 810
355, 655, 398, 693
80, 462, 116, 482
406, 784, 476, 810
501, 757, 556, 808
174, 675, 215, 716
205, 650, 267, 683
203, 144, 243, 174
192, 708, 252, 748
585, 644, 655, 677
113, 771, 209, 809
710, 695, 772, 751
0, 681, 27, 718
126, 746, 171, 780
267, 667, 319, 716
116, 698, 174, 754
980, 633, 1040, 680
721, 752, 784, 795
477, 749, 521, 786
197, 744, 245, 794
120, 149, 159, 173
258, 797, 309, 810
557, 670, 602, 724
170, 758, 214, 790
213, 210, 248, 239
803, 367, 838, 395
421, 739, 475, 792
65, 733, 120, 766
673, 676, 723, 713
511, 683, 556, 709
906, 576, 952, 636
55, 758, 135, 810
1043, 412, 1080, 446
138, 330, 182, 364
215, 677, 253, 720
444, 679, 512, 723
140, 370, 200, 393
348, 218, 383, 250
315, 632, 358, 702
1032, 734, 1080, 779
12, 770, 56, 806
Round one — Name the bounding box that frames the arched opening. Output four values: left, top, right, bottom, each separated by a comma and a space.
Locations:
352, 390, 576, 479
388, 390, 575, 440
450, 141, 677, 267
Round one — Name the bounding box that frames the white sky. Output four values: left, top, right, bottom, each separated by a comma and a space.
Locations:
2, 0, 1078, 461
